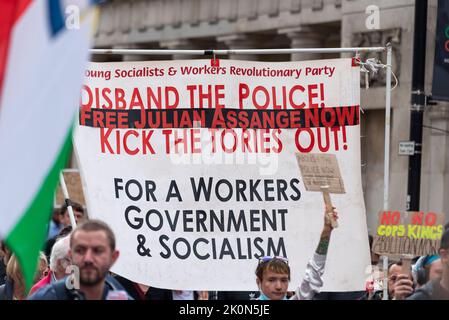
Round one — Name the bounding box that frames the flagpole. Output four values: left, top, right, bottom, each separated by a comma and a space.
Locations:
59, 171, 77, 228
90, 47, 386, 56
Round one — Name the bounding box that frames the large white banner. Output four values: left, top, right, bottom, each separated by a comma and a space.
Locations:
74, 58, 370, 291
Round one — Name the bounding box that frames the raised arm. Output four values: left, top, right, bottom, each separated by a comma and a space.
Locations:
291, 208, 338, 300
316, 208, 337, 255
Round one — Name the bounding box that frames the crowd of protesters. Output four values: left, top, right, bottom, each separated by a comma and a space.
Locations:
1, 200, 448, 300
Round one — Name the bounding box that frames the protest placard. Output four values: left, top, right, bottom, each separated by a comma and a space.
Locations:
74, 58, 369, 291
296, 153, 345, 228
296, 153, 345, 194
372, 210, 445, 256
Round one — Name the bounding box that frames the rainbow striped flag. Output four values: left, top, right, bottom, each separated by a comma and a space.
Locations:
0, 0, 98, 291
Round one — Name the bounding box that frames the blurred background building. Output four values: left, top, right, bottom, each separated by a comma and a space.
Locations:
74, 0, 449, 233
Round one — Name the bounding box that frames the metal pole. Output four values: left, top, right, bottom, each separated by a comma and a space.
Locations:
384, 44, 392, 211
59, 171, 77, 228
89, 47, 386, 56
383, 255, 389, 300
381, 44, 393, 301
407, 0, 428, 211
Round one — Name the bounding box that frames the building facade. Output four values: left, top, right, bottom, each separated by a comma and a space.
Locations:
87, 0, 449, 233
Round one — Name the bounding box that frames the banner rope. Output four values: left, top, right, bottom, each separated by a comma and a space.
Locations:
358, 58, 399, 91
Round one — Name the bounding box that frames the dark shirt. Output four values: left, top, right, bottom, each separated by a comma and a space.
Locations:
0, 278, 13, 300
0, 260, 6, 286
114, 275, 184, 300
28, 275, 132, 300
216, 291, 257, 300
432, 280, 449, 299
113, 275, 147, 300
145, 287, 175, 300
314, 291, 366, 300
407, 278, 449, 300
114, 275, 208, 300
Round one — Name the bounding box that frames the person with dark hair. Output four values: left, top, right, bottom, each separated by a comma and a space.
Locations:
47, 208, 63, 240
44, 200, 83, 260
60, 200, 86, 227
253, 207, 338, 300
29, 219, 131, 300
387, 260, 414, 300
407, 229, 449, 300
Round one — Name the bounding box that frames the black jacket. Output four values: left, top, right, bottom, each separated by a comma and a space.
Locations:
407, 278, 449, 300
28, 275, 132, 300
0, 260, 6, 286
0, 278, 14, 300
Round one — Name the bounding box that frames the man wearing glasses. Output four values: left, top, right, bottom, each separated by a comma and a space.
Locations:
255, 208, 338, 300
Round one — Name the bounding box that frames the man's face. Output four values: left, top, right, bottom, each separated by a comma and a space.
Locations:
258, 270, 289, 300
439, 249, 449, 283
388, 264, 402, 295
61, 209, 84, 226
69, 230, 118, 286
